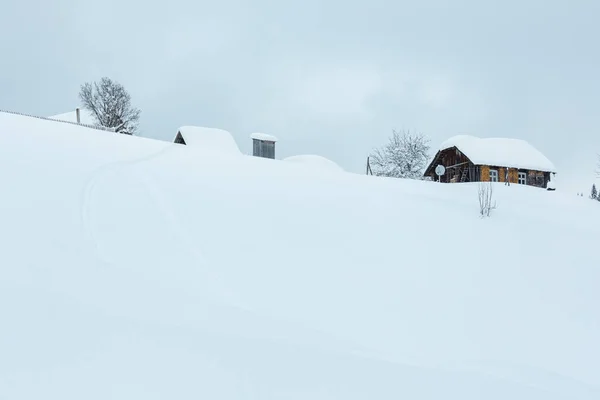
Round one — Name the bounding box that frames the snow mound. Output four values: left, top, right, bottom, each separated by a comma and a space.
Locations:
284, 154, 345, 173
176, 126, 241, 155
439, 135, 556, 173
250, 132, 278, 142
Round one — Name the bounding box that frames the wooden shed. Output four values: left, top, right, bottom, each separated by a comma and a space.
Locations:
424, 135, 556, 188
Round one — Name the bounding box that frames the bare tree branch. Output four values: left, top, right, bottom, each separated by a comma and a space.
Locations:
369, 129, 431, 179
79, 77, 141, 135
478, 182, 496, 217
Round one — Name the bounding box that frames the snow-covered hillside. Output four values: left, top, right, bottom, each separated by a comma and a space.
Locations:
0, 111, 599, 399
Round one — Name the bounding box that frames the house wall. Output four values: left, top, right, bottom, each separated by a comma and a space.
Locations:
469, 166, 481, 182
498, 167, 507, 183
527, 170, 546, 187
426, 149, 552, 188
425, 147, 472, 182
479, 165, 548, 187
480, 165, 490, 182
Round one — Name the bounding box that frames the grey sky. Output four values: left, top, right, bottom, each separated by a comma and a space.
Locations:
2, 0, 599, 191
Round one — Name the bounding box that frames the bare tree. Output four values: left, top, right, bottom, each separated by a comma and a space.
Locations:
478, 182, 496, 217
369, 129, 431, 179
79, 77, 141, 135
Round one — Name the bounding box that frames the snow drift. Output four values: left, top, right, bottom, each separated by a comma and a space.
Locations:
283, 154, 344, 173
0, 110, 599, 399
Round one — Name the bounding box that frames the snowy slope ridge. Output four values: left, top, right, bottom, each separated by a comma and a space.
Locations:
283, 154, 345, 173
1, 111, 599, 399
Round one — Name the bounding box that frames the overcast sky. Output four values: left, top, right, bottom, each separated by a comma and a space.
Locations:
1, 0, 599, 191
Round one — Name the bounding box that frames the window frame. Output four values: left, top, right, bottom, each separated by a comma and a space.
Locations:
518, 171, 527, 185
489, 169, 499, 182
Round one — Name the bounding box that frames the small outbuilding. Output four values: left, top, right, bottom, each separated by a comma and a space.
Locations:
173, 126, 241, 155
424, 135, 556, 188
250, 132, 277, 159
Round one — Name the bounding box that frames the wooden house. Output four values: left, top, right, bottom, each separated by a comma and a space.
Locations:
424, 135, 556, 188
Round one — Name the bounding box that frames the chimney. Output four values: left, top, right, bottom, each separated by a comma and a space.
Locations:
75, 108, 81, 124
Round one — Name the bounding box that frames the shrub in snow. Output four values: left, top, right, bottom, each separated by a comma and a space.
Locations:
591, 184, 597, 200
478, 182, 496, 217
369, 129, 431, 180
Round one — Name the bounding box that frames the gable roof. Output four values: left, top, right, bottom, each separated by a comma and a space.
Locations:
435, 135, 557, 173
173, 126, 241, 155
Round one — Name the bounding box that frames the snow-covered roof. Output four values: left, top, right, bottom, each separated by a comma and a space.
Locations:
174, 126, 241, 155
0, 109, 113, 133
439, 135, 556, 173
250, 132, 278, 142
48, 108, 98, 126
283, 155, 345, 173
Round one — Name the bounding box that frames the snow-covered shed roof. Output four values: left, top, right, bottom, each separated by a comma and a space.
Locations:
0, 109, 113, 134
0, 109, 116, 136
283, 155, 345, 173
173, 126, 241, 155
438, 135, 556, 173
48, 108, 98, 127
250, 132, 278, 142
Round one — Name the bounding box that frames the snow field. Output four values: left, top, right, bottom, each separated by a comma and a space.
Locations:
0, 111, 598, 399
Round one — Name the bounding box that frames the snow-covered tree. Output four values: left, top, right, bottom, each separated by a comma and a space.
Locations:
79, 77, 141, 135
369, 129, 431, 179
591, 184, 598, 200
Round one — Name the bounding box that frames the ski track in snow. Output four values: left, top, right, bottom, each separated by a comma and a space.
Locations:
133, 165, 249, 309
79, 144, 176, 265
78, 143, 247, 309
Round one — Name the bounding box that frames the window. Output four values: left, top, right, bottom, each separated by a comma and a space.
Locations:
518, 172, 526, 185
489, 169, 498, 182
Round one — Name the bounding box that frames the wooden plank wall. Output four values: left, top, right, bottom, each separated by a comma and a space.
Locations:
528, 170, 546, 187
481, 166, 520, 183
508, 168, 519, 183
480, 166, 490, 182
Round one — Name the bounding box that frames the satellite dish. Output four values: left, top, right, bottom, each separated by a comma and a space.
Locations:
434, 165, 445, 182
